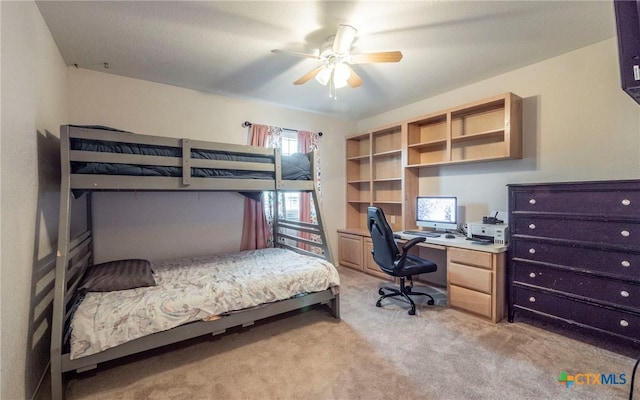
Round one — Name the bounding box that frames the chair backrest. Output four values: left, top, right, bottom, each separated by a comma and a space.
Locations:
367, 207, 399, 274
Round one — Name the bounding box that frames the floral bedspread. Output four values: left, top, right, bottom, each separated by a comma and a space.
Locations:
70, 248, 340, 359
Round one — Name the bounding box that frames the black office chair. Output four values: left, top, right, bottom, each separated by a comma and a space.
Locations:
367, 206, 438, 315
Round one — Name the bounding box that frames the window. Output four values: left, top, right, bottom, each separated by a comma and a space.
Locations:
264, 129, 301, 222
279, 130, 300, 222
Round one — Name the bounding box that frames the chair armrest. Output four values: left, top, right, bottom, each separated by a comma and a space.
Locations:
402, 237, 426, 252
394, 237, 426, 268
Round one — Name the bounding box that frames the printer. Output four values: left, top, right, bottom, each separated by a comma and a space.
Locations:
466, 222, 509, 245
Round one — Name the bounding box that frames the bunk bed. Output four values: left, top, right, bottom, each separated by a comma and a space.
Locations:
51, 125, 340, 400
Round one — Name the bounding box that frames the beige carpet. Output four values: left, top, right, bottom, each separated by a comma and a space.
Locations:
62, 267, 637, 400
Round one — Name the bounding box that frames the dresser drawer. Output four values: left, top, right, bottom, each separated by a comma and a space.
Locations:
513, 188, 640, 217
449, 262, 492, 293
449, 285, 492, 318
448, 247, 492, 269
512, 239, 640, 281
513, 286, 640, 341
513, 261, 640, 310
513, 216, 638, 247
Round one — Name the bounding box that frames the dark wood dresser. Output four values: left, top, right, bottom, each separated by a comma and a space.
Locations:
507, 180, 640, 346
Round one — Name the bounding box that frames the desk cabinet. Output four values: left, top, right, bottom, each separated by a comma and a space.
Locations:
338, 230, 392, 281
508, 180, 640, 345
448, 247, 505, 322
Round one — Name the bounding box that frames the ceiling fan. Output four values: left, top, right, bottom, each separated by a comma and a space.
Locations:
271, 24, 403, 97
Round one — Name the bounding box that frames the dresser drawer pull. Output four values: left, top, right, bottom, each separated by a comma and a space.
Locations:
529, 272, 536, 278
621, 290, 630, 298
621, 230, 630, 237
622, 260, 631, 268
620, 320, 629, 327
528, 224, 536, 230
529, 296, 536, 303
529, 248, 536, 254
622, 199, 631, 206
529, 199, 536, 205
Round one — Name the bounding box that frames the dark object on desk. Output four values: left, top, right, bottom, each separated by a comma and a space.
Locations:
402, 230, 441, 238
367, 207, 438, 316
465, 237, 492, 245
445, 234, 456, 239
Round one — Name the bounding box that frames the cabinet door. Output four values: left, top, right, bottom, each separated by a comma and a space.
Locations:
338, 233, 363, 270
363, 238, 393, 280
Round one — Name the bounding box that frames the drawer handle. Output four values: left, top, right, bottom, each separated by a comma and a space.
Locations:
529, 296, 536, 303
622, 199, 631, 206
529, 224, 536, 230
621, 290, 630, 298
622, 260, 631, 267
621, 230, 630, 237
529, 272, 536, 278
620, 320, 629, 327
529, 199, 536, 205
529, 248, 536, 254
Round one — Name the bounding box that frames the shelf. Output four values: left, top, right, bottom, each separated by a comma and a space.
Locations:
372, 149, 401, 158
451, 129, 504, 143
347, 200, 371, 204
372, 200, 402, 205
408, 139, 447, 149
373, 178, 401, 183
347, 179, 370, 184
347, 154, 370, 161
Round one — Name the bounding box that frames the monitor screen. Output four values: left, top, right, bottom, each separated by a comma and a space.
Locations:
416, 196, 457, 231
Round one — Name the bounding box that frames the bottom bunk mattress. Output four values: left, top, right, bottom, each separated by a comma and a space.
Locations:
70, 248, 340, 360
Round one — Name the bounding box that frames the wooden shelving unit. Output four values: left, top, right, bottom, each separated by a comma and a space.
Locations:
339, 93, 523, 288
339, 124, 403, 277
407, 93, 522, 167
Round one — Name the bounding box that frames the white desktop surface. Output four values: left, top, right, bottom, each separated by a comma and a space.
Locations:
393, 232, 507, 253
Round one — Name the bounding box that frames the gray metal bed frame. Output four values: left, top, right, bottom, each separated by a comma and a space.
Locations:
51, 125, 340, 400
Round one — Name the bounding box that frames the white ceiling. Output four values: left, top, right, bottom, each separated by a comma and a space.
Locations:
37, 1, 617, 121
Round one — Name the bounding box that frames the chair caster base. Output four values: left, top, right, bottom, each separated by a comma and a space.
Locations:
408, 309, 416, 316
427, 299, 435, 305
376, 300, 382, 307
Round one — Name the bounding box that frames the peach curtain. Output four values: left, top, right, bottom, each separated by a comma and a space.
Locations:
298, 131, 314, 250
240, 124, 270, 250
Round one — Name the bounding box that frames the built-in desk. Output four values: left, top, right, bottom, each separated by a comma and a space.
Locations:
337, 228, 507, 323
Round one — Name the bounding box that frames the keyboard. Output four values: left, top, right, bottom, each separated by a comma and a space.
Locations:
402, 230, 441, 238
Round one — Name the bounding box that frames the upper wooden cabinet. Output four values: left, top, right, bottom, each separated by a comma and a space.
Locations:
407, 93, 522, 167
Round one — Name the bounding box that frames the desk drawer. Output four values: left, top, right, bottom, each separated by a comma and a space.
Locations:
449, 285, 492, 318
449, 262, 492, 294
448, 247, 492, 269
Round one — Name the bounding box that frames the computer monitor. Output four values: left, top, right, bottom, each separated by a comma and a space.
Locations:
416, 196, 458, 232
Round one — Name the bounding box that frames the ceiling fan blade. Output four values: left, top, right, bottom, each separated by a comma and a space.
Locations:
332, 24, 357, 54
271, 49, 320, 60
346, 65, 363, 88
293, 65, 325, 85
350, 51, 403, 64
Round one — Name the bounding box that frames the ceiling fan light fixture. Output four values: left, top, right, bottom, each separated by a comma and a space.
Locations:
315, 67, 331, 85
333, 63, 350, 88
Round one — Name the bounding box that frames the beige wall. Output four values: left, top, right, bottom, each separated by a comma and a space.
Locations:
67, 68, 355, 262
358, 38, 640, 224
1, 1, 69, 399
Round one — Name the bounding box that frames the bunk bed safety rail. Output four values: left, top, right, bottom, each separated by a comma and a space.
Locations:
65, 126, 287, 192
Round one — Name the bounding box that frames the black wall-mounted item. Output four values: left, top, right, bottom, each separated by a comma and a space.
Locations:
614, 0, 640, 105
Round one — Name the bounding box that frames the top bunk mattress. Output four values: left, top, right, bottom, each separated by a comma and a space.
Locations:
69, 126, 312, 180
70, 247, 340, 360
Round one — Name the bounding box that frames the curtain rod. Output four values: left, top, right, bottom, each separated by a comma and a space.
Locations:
242, 121, 322, 137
